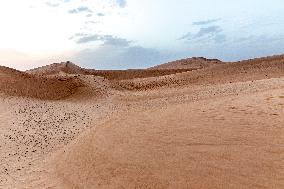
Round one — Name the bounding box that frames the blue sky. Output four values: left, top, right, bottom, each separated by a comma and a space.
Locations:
1, 0, 284, 70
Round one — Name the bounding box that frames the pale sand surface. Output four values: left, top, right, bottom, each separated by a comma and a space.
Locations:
0, 56, 283, 188
52, 88, 284, 189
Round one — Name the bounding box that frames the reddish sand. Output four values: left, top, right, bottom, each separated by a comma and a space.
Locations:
149, 57, 221, 70
0, 55, 283, 188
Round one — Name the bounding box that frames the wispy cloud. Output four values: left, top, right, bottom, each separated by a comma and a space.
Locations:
192, 19, 220, 26
73, 33, 132, 47
97, 13, 105, 17
85, 21, 100, 24
115, 0, 127, 8
45, 0, 72, 7
103, 35, 131, 46
68, 6, 92, 14
76, 34, 101, 43
45, 2, 60, 7
195, 26, 222, 38
180, 25, 226, 43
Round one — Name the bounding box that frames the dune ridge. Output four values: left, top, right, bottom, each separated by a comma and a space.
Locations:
117, 55, 284, 90
26, 61, 90, 75
149, 57, 221, 70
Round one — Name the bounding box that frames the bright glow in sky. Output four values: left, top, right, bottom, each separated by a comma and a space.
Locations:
1, 0, 284, 70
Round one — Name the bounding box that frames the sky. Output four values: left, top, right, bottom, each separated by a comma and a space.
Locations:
1, 0, 284, 70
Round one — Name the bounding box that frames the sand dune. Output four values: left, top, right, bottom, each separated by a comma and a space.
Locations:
26, 61, 194, 81
149, 57, 221, 70
0, 65, 85, 100
0, 65, 115, 100
117, 55, 284, 90
0, 55, 284, 188
26, 61, 89, 75
85, 69, 194, 81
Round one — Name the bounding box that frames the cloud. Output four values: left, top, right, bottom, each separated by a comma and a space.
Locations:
181, 33, 284, 62
97, 13, 105, 17
213, 34, 226, 43
195, 26, 222, 38
192, 19, 220, 26
69, 31, 178, 69
45, 0, 72, 7
180, 25, 226, 43
61, 0, 71, 2
102, 35, 131, 46
68, 6, 92, 14
76, 34, 101, 43
45, 2, 60, 7
71, 45, 175, 69
73, 34, 132, 47
115, 0, 127, 8
85, 21, 100, 24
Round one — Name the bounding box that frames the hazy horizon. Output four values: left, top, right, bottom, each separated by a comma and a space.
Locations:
1, 0, 284, 70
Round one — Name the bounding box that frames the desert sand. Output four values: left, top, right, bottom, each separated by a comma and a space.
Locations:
0, 55, 283, 188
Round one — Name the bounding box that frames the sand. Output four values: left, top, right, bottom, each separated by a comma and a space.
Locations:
0, 55, 283, 188
149, 57, 221, 70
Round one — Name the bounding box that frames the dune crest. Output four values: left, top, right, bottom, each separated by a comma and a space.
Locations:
149, 57, 222, 70
26, 61, 90, 75
117, 55, 284, 90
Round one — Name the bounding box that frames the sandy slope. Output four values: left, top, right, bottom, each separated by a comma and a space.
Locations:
116, 55, 284, 90
0, 65, 84, 100
52, 87, 284, 189
0, 55, 284, 188
149, 57, 221, 70
26, 61, 194, 80
26, 62, 89, 75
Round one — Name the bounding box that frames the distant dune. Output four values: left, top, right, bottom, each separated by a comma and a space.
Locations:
0, 55, 283, 188
149, 57, 222, 70
117, 55, 284, 90
1, 55, 283, 98
26, 61, 90, 75
26, 61, 195, 81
